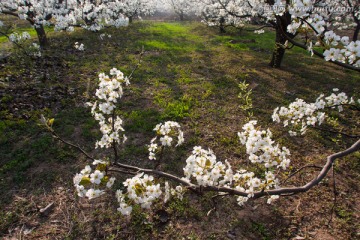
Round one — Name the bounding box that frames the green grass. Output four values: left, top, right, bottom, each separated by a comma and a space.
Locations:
137, 22, 205, 53
126, 109, 161, 132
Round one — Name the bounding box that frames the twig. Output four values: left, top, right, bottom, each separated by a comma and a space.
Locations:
107, 168, 136, 175
128, 46, 144, 80
207, 193, 229, 216
155, 146, 165, 170
282, 164, 323, 185
310, 126, 360, 138
51, 130, 95, 161
324, 103, 360, 111
0, 30, 32, 57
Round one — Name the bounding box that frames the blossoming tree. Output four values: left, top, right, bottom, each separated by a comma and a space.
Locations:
0, 0, 133, 47
166, 0, 195, 21
118, 0, 157, 23
194, 0, 360, 71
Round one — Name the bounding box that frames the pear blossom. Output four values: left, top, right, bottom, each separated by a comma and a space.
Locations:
90, 170, 104, 185
106, 177, 116, 188
86, 189, 104, 200
148, 121, 184, 160
74, 42, 85, 51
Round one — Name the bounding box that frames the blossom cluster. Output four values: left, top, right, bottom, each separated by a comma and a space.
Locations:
183, 146, 233, 187
118, 0, 157, 20
181, 127, 285, 206
254, 29, 265, 34
148, 121, 184, 160
238, 121, 291, 170
74, 42, 85, 51
272, 89, 358, 135
164, 182, 184, 202
233, 169, 280, 205
8, 31, 42, 57
86, 68, 129, 149
9, 32, 31, 43
29, 43, 42, 57
194, 0, 247, 29
99, 33, 112, 40
116, 173, 162, 215
73, 159, 115, 199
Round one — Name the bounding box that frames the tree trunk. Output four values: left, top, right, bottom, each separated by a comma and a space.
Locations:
179, 12, 184, 21
353, 22, 360, 41
219, 17, 226, 33
269, 10, 293, 68
128, 16, 133, 24
35, 25, 48, 48
269, 27, 286, 68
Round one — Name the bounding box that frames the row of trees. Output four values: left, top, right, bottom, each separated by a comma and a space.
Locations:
2, 0, 359, 72
0, 0, 158, 47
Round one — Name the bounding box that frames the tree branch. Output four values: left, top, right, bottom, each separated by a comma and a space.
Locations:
50, 130, 96, 161
128, 46, 144, 80
0, 30, 32, 57
283, 34, 360, 72
46, 117, 360, 200
310, 126, 360, 138
109, 140, 360, 198
281, 164, 323, 185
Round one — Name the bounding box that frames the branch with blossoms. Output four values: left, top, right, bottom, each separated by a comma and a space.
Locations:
0, 27, 42, 58
279, 31, 360, 72
280, 0, 360, 72
272, 88, 360, 137
41, 67, 360, 216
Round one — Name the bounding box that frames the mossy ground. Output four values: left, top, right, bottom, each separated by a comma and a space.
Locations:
0, 18, 359, 239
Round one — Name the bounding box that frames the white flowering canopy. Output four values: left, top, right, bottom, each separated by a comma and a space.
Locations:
0, 0, 157, 32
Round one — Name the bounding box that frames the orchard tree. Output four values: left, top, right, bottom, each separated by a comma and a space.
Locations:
167, 0, 195, 21
195, 0, 360, 71
0, 0, 62, 47
118, 0, 157, 23
193, 0, 251, 33
283, 0, 360, 71
193, 0, 295, 65
0, 0, 130, 47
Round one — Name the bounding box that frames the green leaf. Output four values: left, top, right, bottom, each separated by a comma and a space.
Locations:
80, 177, 91, 186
